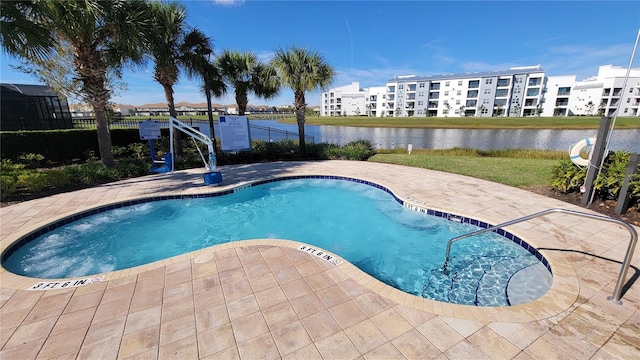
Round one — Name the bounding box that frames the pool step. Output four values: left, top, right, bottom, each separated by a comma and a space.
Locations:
422, 256, 536, 306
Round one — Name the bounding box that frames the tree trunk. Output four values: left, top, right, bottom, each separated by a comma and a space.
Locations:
94, 107, 115, 167
294, 91, 307, 158
236, 90, 248, 116
164, 85, 182, 156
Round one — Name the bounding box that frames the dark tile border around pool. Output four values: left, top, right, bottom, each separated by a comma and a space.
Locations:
1, 175, 551, 276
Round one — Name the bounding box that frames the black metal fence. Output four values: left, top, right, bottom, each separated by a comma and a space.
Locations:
72, 117, 314, 144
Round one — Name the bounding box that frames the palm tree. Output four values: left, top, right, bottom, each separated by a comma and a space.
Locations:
146, 1, 188, 155
180, 29, 225, 155
1, 0, 152, 167
271, 46, 335, 157
0, 1, 54, 60
214, 50, 280, 115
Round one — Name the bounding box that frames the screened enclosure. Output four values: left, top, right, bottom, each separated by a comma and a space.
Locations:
1, 83, 72, 131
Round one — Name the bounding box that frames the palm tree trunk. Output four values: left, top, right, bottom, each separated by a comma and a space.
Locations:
94, 108, 115, 167
164, 85, 182, 155
82, 69, 115, 167
205, 76, 217, 155
294, 91, 307, 158
236, 91, 248, 116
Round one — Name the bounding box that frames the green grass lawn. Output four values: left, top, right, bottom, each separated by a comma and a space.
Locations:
369, 153, 559, 187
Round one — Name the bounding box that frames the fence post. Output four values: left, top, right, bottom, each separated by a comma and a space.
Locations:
581, 116, 613, 205
615, 153, 640, 215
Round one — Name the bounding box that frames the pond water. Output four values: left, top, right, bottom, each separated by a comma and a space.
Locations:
192, 119, 640, 152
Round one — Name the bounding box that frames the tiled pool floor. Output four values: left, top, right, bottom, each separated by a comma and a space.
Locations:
1, 161, 638, 359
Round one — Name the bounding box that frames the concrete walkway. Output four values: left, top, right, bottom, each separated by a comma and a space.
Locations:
1, 161, 638, 359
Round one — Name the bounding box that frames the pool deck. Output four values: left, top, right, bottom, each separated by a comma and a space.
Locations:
1, 160, 638, 359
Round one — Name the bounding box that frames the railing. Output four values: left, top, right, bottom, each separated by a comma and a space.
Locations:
72, 117, 314, 144
250, 124, 314, 144
441, 208, 637, 305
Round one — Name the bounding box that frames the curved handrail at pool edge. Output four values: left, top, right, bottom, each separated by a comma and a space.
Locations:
441, 208, 638, 305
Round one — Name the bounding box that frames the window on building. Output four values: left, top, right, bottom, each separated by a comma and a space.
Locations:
494, 99, 507, 106
514, 88, 521, 93
497, 79, 510, 87
481, 107, 488, 114
458, 80, 463, 86
417, 100, 424, 106
444, 91, 449, 96
444, 100, 449, 105
495, 89, 508, 97
419, 82, 425, 88
466, 100, 477, 107
485, 79, 493, 84
468, 80, 480, 88
418, 92, 424, 97
483, 98, 490, 104
457, 90, 461, 96
484, 89, 491, 94
399, 84, 404, 90
456, 100, 460, 105
526, 88, 540, 97
445, 81, 450, 87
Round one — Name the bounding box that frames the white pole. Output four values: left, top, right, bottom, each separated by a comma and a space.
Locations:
169, 117, 174, 172
588, 28, 640, 205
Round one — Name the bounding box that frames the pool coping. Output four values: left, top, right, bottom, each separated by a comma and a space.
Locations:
0, 173, 580, 323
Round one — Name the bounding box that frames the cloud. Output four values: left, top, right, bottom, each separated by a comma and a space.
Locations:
540, 43, 633, 79
212, 0, 244, 6
460, 61, 523, 73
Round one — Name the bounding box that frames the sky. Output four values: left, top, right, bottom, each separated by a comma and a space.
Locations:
1, 0, 639, 107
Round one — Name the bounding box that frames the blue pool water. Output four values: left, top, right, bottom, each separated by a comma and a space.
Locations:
2, 178, 552, 306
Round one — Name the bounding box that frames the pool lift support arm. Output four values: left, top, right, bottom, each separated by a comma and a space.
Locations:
169, 116, 222, 185
441, 208, 637, 305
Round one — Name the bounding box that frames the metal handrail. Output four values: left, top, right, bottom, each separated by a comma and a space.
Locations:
441, 208, 638, 305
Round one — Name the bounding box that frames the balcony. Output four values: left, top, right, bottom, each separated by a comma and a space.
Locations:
430, 83, 440, 90
497, 79, 510, 87
468, 80, 480, 89
603, 89, 611, 96
467, 90, 478, 98
555, 100, 569, 107
557, 87, 571, 96
612, 88, 622, 96
528, 78, 541, 86
429, 93, 439, 99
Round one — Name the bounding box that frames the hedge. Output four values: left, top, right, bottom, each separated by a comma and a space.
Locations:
0, 128, 169, 163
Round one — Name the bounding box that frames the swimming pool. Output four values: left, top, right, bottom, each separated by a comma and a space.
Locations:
2, 176, 552, 306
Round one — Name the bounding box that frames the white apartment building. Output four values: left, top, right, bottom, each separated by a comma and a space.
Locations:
571, 65, 640, 117
321, 64, 640, 118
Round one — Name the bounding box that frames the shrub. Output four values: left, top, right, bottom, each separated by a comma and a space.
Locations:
550, 159, 586, 193
323, 140, 375, 161
17, 172, 49, 193
18, 153, 45, 168
45, 170, 71, 188
0, 175, 18, 197
551, 150, 640, 208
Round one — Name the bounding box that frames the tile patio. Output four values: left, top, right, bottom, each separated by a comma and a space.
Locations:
1, 160, 638, 359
